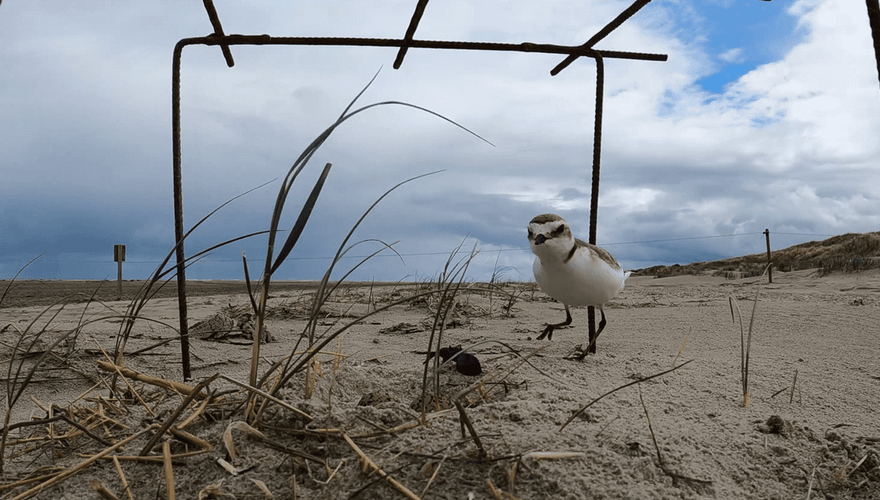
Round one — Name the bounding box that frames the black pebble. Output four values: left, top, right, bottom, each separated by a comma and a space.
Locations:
428, 346, 482, 376
455, 352, 482, 376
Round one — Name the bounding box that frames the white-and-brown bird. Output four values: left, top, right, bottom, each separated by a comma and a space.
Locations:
527, 213, 630, 352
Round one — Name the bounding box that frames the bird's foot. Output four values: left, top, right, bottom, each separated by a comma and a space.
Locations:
563, 344, 592, 361
537, 323, 569, 341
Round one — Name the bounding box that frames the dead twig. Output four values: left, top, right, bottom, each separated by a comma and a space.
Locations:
219, 374, 313, 422
638, 383, 712, 486
112, 456, 134, 500
96, 360, 212, 400
419, 455, 448, 498
162, 441, 176, 500
451, 346, 547, 457
560, 360, 693, 431
90, 479, 121, 500
139, 373, 218, 455
341, 432, 421, 500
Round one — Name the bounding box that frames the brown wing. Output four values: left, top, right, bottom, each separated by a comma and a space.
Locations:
575, 238, 621, 269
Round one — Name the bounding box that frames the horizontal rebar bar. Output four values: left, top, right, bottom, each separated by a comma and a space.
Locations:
191, 34, 667, 62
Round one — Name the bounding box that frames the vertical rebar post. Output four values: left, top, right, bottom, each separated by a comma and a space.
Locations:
171, 41, 192, 381
867, 0, 880, 88
764, 229, 773, 283
585, 50, 605, 357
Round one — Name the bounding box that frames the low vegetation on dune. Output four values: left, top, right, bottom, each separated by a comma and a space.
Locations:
633, 231, 880, 278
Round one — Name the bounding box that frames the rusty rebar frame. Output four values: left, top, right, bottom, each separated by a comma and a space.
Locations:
170, 0, 667, 377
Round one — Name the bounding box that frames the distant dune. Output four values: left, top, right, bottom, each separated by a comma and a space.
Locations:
633, 231, 880, 278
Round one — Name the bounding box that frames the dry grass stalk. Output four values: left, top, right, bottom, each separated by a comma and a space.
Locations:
95, 360, 210, 400
162, 440, 176, 500
48, 406, 114, 447
560, 360, 694, 431
520, 451, 586, 460
222, 421, 267, 462
341, 432, 421, 500
806, 465, 817, 499
729, 264, 770, 407
111, 456, 134, 500
168, 427, 212, 451
243, 74, 487, 423
198, 481, 227, 498
638, 383, 664, 469
248, 478, 272, 497
218, 375, 312, 422
454, 398, 486, 457
419, 240, 478, 416
177, 393, 211, 430
327, 338, 343, 414
418, 454, 447, 498
790, 369, 799, 404
11, 424, 157, 500
0, 471, 63, 495
1, 281, 98, 473
90, 479, 121, 500
638, 383, 712, 486
487, 479, 521, 500
80, 449, 210, 463
450, 346, 547, 457
350, 408, 456, 439
672, 330, 690, 367
93, 349, 155, 417
138, 374, 218, 456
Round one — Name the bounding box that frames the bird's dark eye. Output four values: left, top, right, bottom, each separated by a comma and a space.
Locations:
553, 225, 566, 235
527, 228, 534, 239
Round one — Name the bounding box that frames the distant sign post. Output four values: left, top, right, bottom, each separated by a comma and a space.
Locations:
114, 244, 126, 299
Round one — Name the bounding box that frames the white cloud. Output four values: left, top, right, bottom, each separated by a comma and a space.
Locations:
719, 47, 745, 63
2, 0, 878, 279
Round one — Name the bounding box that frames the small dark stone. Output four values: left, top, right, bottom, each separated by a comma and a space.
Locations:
426, 346, 482, 376
758, 415, 790, 435
455, 352, 483, 376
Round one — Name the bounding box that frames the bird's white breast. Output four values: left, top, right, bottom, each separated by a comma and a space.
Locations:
533, 246, 628, 307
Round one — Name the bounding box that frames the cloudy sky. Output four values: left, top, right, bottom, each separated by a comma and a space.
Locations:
2, 0, 879, 282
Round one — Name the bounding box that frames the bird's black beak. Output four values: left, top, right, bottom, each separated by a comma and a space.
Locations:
534, 234, 546, 245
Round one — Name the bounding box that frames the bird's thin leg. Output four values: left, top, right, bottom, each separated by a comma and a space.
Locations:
537, 305, 572, 340
596, 307, 607, 337
575, 307, 607, 361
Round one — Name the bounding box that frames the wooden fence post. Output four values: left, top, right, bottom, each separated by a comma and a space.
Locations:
763, 229, 772, 283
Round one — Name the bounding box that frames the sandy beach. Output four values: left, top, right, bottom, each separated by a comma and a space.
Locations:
1, 269, 878, 499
